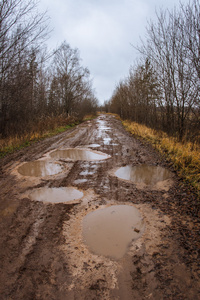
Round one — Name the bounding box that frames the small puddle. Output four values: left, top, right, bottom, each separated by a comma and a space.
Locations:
80, 170, 95, 176
29, 187, 83, 203
74, 179, 88, 184
87, 144, 100, 148
50, 148, 110, 161
82, 205, 144, 260
18, 161, 63, 177
103, 137, 112, 145
115, 165, 172, 185
99, 126, 111, 131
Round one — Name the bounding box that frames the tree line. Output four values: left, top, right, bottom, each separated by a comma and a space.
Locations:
106, 0, 200, 142
0, 0, 98, 138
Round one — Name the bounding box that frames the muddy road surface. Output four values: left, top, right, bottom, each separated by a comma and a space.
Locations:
0, 114, 199, 300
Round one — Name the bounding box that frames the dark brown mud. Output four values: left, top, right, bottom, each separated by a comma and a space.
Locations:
0, 114, 199, 299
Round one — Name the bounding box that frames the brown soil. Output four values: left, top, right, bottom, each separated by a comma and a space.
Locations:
0, 114, 199, 300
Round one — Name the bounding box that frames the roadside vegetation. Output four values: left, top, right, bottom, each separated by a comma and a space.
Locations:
0, 113, 96, 158
104, 0, 200, 194
105, 0, 199, 144
123, 120, 200, 194
0, 0, 98, 151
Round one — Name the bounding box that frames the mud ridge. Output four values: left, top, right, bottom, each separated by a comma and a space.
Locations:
0, 114, 199, 299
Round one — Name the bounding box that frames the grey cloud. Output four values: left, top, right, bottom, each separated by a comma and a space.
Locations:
39, 0, 189, 103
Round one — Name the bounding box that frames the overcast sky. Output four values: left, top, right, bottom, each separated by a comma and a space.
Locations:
39, 0, 187, 104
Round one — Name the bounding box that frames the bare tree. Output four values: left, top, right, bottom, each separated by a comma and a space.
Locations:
108, 0, 199, 142
50, 41, 96, 117
109, 60, 160, 128
136, 1, 200, 140
0, 0, 50, 137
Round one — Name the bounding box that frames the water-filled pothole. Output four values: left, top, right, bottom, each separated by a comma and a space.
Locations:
115, 164, 172, 185
29, 187, 83, 203
103, 137, 112, 145
87, 144, 100, 148
82, 205, 144, 260
80, 170, 95, 176
18, 161, 63, 177
74, 179, 88, 184
50, 148, 110, 161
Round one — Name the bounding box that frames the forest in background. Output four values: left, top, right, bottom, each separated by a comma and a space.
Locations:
0, 0, 98, 140
106, 0, 200, 144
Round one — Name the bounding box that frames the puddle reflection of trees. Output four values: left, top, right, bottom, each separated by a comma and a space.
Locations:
115, 165, 172, 185
18, 161, 63, 177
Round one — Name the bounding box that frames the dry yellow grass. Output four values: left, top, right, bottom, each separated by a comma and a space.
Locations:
123, 120, 200, 192
0, 115, 78, 157
0, 114, 97, 158
0, 127, 69, 157
83, 113, 97, 121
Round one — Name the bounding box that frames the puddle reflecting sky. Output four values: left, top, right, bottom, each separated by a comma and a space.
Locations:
103, 137, 112, 145
82, 205, 144, 260
96, 119, 112, 137
79, 170, 95, 176
18, 161, 63, 177
50, 148, 110, 161
115, 165, 172, 185
29, 187, 83, 203
87, 144, 100, 148
74, 179, 88, 184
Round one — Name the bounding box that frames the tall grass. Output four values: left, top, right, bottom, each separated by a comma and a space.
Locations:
0, 114, 80, 158
0, 113, 98, 158
123, 120, 200, 193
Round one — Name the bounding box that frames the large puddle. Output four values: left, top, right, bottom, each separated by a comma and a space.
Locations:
82, 205, 144, 260
115, 164, 172, 185
18, 161, 63, 177
29, 187, 83, 203
50, 148, 110, 161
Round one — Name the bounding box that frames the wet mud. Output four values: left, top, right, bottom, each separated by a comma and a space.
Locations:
0, 114, 199, 299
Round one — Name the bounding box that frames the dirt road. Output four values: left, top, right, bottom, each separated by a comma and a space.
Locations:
0, 114, 199, 299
